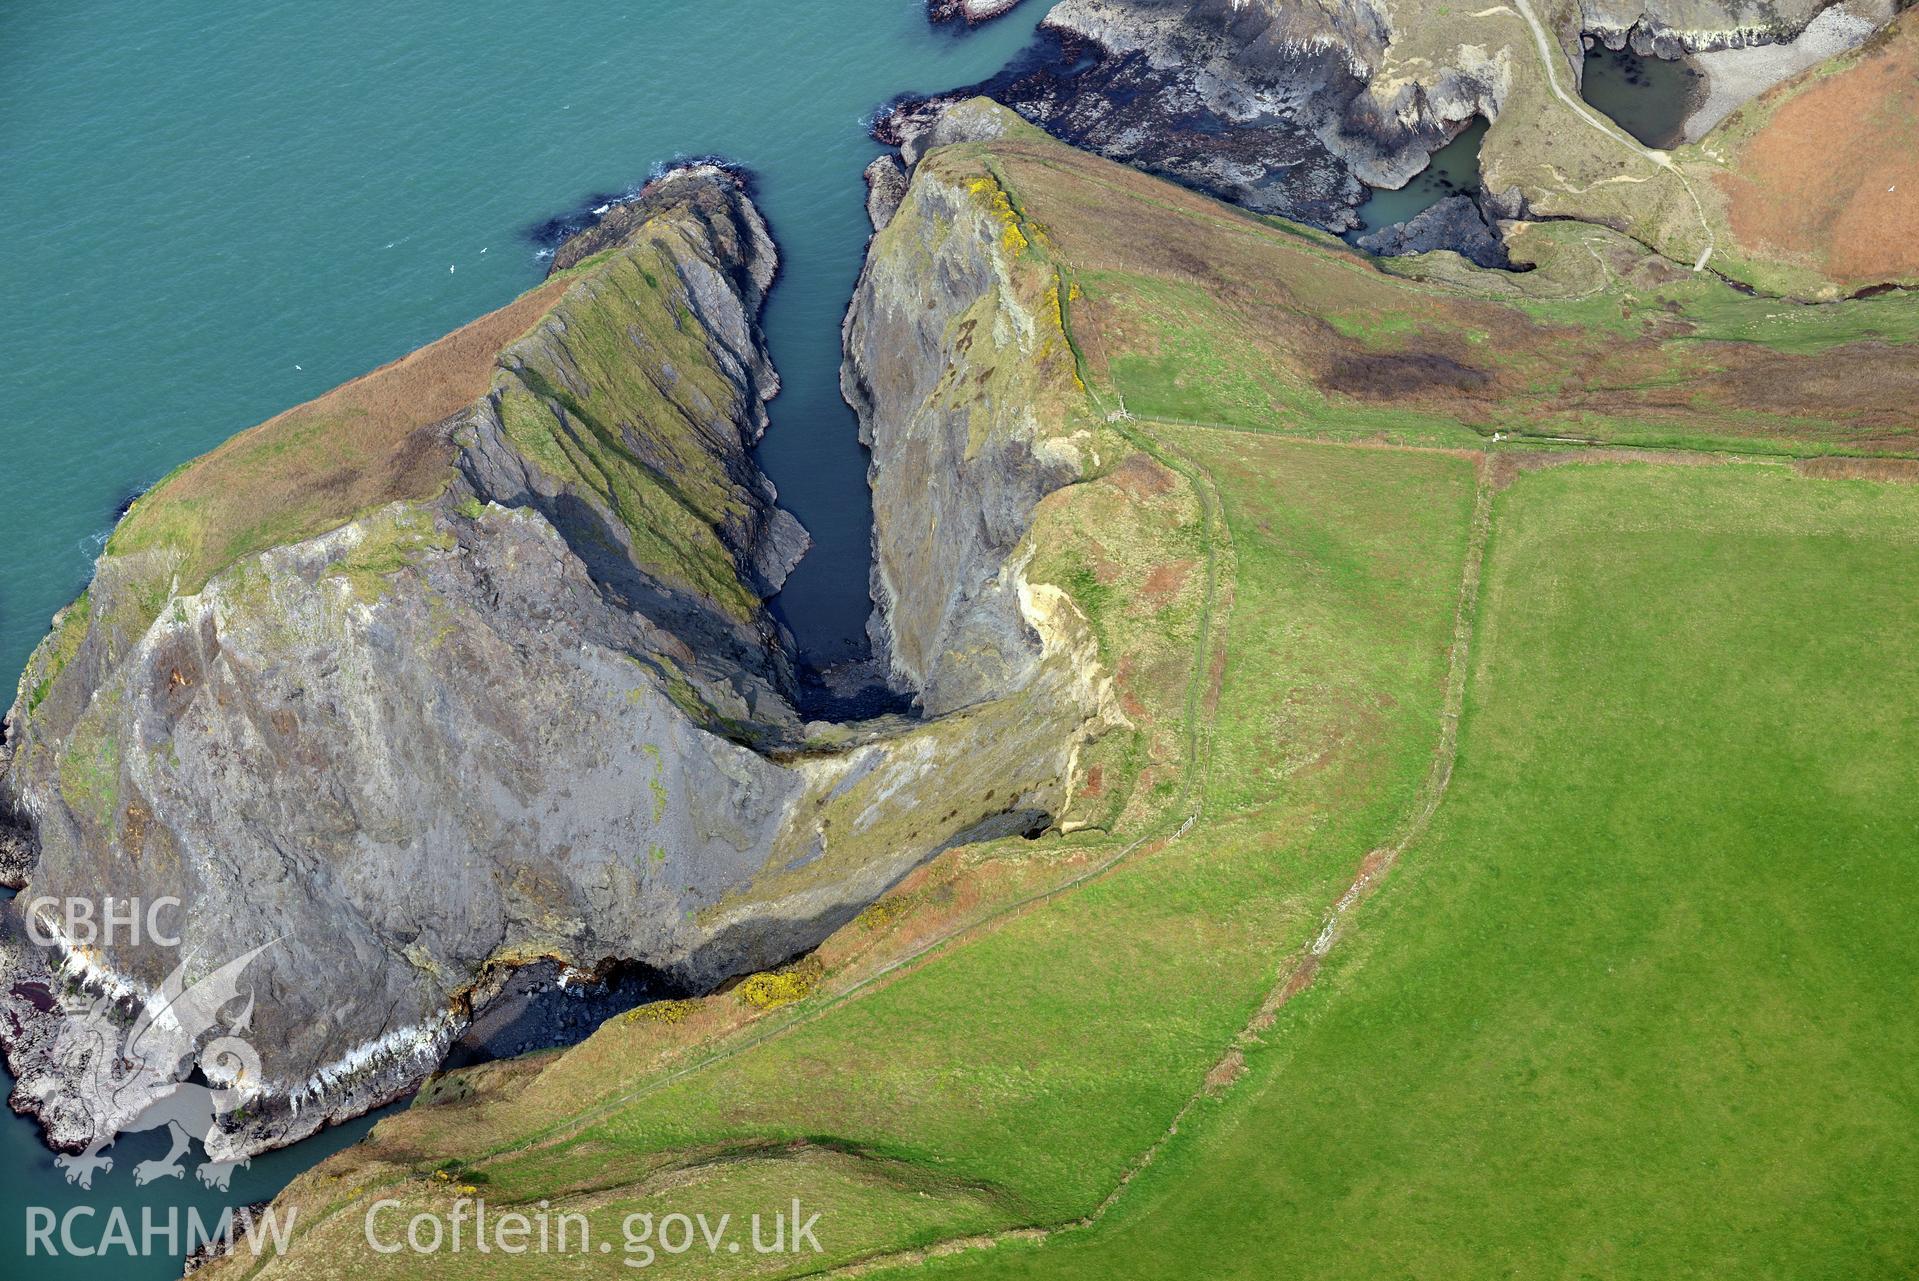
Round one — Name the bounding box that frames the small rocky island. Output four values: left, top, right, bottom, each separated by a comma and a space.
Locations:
929, 0, 1028, 23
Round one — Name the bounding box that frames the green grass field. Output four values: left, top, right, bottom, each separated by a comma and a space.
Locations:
969, 133, 1919, 460
224, 444, 1919, 1281
891, 460, 1919, 1280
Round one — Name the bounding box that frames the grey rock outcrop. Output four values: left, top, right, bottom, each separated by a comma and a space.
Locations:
845, 107, 1095, 718
1580, 0, 1857, 57
885, 0, 1877, 234
928, 0, 1027, 24
862, 155, 909, 233
890, 0, 1500, 231
0, 797, 32, 891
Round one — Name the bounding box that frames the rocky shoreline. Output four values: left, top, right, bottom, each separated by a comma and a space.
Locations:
877, 0, 1506, 233
0, 906, 440, 1158
1581, 0, 1869, 60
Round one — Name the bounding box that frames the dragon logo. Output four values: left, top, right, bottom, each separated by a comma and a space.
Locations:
36, 941, 274, 1192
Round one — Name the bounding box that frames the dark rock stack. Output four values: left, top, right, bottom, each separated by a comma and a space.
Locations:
1358, 196, 1512, 270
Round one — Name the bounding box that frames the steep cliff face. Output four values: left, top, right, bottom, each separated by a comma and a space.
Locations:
844, 103, 1096, 717
457, 171, 805, 733
1580, 0, 1853, 54
0, 165, 1111, 1157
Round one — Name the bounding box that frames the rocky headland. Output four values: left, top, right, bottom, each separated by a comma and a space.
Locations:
849, 103, 1098, 716
5, 0, 1909, 1207
0, 162, 1117, 1158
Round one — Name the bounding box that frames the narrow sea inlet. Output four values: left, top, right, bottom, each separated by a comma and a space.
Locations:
0, 2, 1047, 1275
0, 0, 1049, 692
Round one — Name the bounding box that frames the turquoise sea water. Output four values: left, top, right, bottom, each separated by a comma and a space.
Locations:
0, 0, 1049, 688
0, 1, 1051, 1273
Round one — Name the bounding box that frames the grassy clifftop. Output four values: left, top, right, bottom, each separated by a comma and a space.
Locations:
962, 104, 1919, 455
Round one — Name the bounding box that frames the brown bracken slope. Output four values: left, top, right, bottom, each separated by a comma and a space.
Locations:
1719, 8, 1919, 288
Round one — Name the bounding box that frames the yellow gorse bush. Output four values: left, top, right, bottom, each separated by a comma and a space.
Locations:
624, 998, 700, 1025
735, 956, 824, 1011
